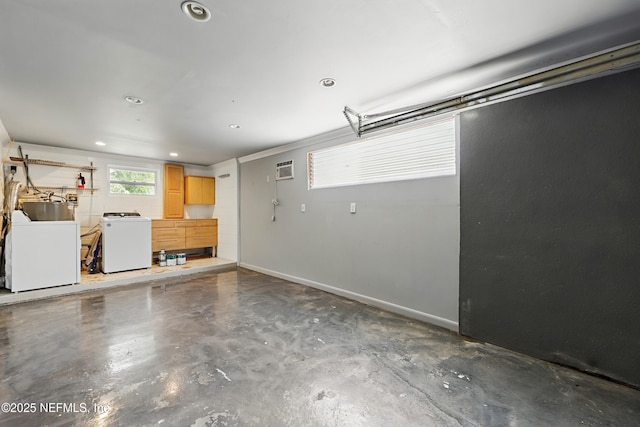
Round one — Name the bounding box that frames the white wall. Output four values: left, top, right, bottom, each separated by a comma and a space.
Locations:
4, 142, 211, 229
238, 124, 461, 330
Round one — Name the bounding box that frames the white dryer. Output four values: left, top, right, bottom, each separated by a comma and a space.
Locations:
100, 212, 151, 273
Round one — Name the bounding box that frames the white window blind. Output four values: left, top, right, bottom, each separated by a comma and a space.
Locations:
308, 116, 456, 189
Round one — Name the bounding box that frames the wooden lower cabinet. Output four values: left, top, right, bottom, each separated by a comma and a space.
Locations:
152, 219, 218, 256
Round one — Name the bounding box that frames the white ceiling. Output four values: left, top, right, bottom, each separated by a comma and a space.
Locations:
1, 1, 639, 166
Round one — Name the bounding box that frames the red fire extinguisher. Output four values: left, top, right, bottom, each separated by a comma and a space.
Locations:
77, 173, 85, 189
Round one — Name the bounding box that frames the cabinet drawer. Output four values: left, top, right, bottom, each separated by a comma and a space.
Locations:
174, 220, 195, 228
153, 228, 185, 240
152, 219, 175, 228
185, 236, 216, 249
152, 238, 184, 252
186, 226, 216, 238
196, 219, 217, 227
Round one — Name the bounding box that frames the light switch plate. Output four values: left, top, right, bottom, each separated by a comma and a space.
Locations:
350, 202, 357, 214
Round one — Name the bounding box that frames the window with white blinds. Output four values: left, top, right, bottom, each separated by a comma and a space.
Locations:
307, 116, 456, 189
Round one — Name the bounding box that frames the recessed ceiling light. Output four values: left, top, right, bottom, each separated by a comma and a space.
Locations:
229, 124, 240, 129
169, 152, 178, 157
181, 1, 211, 22
319, 78, 336, 88
95, 141, 106, 146
124, 96, 144, 105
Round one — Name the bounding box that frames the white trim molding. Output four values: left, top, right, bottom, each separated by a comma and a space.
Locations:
239, 262, 459, 332
238, 126, 353, 164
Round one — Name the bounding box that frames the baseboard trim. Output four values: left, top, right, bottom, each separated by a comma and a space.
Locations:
239, 263, 459, 332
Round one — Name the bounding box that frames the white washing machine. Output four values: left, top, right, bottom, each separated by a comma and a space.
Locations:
5, 210, 81, 292
100, 212, 151, 273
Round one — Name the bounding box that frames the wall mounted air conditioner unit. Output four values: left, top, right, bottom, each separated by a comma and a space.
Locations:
276, 160, 294, 180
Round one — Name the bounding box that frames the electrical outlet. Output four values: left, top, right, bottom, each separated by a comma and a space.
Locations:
301, 203, 306, 213
350, 202, 357, 214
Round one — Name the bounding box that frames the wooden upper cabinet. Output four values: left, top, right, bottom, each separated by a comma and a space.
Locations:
185, 176, 215, 205
164, 164, 184, 218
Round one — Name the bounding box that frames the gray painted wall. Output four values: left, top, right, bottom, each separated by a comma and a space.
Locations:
239, 126, 460, 329
459, 68, 640, 388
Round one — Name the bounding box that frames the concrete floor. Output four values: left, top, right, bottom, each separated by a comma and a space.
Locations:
0, 268, 638, 427
0, 257, 236, 305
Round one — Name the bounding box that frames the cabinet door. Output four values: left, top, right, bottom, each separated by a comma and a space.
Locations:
164, 164, 184, 218
202, 177, 215, 204
164, 192, 184, 219
185, 176, 203, 204
165, 164, 184, 192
